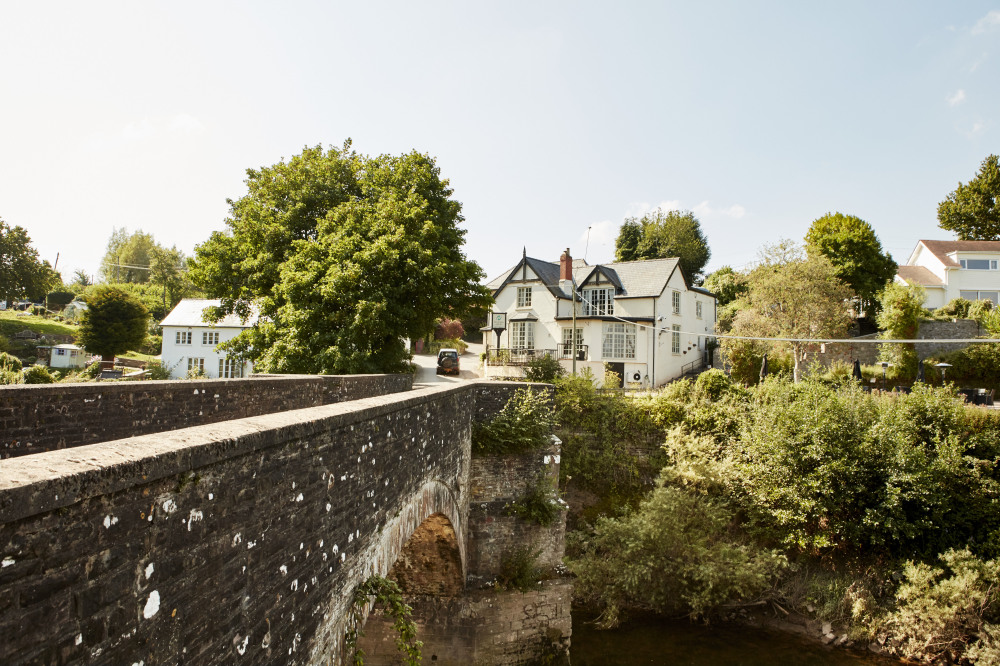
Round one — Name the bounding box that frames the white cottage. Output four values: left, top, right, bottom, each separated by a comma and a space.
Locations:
45, 344, 89, 369
160, 299, 256, 379
484, 249, 717, 387
896, 240, 1000, 309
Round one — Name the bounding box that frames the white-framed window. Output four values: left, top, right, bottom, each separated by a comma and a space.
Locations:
672, 325, 681, 354
510, 321, 534, 350
696, 301, 703, 319
602, 322, 636, 359
672, 291, 681, 315
516, 286, 532, 308
202, 331, 219, 345
561, 327, 583, 357
176, 331, 192, 345
959, 290, 999, 304
583, 288, 614, 316
187, 357, 205, 373
960, 259, 998, 270
219, 358, 242, 378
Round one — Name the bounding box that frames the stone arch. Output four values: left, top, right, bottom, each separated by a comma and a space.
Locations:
364, 479, 467, 588
388, 513, 464, 596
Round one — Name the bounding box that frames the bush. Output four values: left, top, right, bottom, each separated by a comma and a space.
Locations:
140, 334, 162, 355
568, 481, 787, 627
885, 549, 1000, 664
0, 368, 20, 385
0, 351, 22, 372
22, 365, 56, 384
472, 389, 555, 455
504, 474, 564, 526
936, 297, 973, 319
145, 362, 171, 380
425, 338, 467, 355
524, 355, 564, 383
434, 318, 464, 341
693, 368, 736, 401
80, 360, 102, 380
496, 546, 542, 592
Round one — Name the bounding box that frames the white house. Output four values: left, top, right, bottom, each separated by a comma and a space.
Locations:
160, 299, 256, 379
483, 249, 717, 388
895, 240, 1000, 309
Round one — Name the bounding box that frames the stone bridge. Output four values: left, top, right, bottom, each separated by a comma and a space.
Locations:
0, 375, 568, 665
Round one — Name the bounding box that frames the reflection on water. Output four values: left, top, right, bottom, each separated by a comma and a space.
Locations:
570, 610, 900, 666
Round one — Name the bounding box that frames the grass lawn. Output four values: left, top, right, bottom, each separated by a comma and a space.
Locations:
118, 351, 159, 363
0, 311, 79, 337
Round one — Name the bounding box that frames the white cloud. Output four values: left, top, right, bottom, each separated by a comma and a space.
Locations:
947, 89, 966, 106
625, 199, 746, 221
969, 120, 985, 136
692, 200, 747, 219
581, 219, 618, 249
972, 10, 1000, 34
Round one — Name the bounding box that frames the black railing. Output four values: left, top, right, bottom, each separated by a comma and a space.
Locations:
557, 343, 588, 361
484, 348, 557, 365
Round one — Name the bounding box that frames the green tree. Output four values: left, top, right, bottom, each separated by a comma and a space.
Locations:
0, 218, 59, 304
189, 141, 492, 374
805, 212, 897, 316
614, 208, 711, 284
148, 245, 191, 316
725, 242, 853, 382
938, 155, 1000, 240
876, 281, 926, 378
78, 286, 149, 361
99, 228, 157, 283
702, 266, 747, 308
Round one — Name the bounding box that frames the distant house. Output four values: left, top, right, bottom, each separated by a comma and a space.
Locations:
37, 344, 89, 369
484, 249, 717, 388
896, 240, 1000, 309
160, 299, 256, 379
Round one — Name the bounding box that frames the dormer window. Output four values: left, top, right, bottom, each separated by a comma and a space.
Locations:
959, 259, 997, 270
583, 288, 614, 316
517, 286, 532, 308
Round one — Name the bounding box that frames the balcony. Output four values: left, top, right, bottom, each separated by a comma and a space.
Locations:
558, 343, 589, 361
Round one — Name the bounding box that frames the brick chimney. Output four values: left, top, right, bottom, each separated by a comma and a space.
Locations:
559, 248, 572, 280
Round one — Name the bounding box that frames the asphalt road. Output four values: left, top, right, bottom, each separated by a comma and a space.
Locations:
412, 342, 483, 385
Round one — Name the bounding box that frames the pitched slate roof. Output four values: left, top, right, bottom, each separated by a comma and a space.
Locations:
161, 299, 258, 328
488, 254, 691, 299
917, 240, 1000, 267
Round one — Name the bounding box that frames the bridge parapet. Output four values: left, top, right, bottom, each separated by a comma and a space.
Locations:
0, 380, 543, 665
0, 373, 413, 459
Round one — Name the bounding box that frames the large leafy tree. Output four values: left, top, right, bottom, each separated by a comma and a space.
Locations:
938, 155, 1000, 240
78, 285, 149, 361
614, 208, 711, 284
189, 141, 492, 374
100, 228, 159, 283
805, 212, 897, 316
0, 218, 60, 304
726, 242, 853, 383
703, 266, 749, 332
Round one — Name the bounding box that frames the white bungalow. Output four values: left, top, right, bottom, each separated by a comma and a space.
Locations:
160, 299, 256, 379
896, 240, 1000, 309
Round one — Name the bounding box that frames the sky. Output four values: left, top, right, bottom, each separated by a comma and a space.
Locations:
1, 1, 999, 285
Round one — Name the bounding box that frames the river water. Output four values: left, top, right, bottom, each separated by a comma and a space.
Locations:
570, 610, 900, 665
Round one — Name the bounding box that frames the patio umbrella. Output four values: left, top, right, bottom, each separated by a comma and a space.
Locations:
916, 359, 925, 383
759, 354, 768, 382
852, 359, 863, 381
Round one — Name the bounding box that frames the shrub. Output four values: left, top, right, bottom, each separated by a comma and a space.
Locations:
140, 334, 162, 355
0, 368, 20, 385
524, 354, 564, 383
568, 481, 787, 627
425, 337, 467, 355
886, 549, 1000, 664
434, 318, 464, 341
693, 368, 735, 401
81, 360, 102, 380
936, 297, 973, 319
496, 546, 542, 592
45, 291, 75, 308
22, 365, 56, 384
472, 389, 555, 455
504, 474, 563, 526
0, 351, 22, 372
145, 362, 171, 380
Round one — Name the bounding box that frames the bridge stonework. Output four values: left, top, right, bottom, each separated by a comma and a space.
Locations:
0, 378, 548, 665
